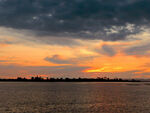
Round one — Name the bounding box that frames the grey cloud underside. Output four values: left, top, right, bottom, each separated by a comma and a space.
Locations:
101, 45, 116, 56
125, 43, 150, 56
94, 45, 116, 56
44, 55, 95, 64
45, 55, 74, 64
0, 0, 150, 40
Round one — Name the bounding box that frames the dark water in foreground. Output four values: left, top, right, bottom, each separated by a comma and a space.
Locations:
0, 82, 150, 113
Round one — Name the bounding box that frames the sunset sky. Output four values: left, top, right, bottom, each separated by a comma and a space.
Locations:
0, 0, 150, 78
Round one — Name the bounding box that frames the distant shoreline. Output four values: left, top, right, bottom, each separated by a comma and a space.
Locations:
0, 76, 141, 82
0, 81, 141, 82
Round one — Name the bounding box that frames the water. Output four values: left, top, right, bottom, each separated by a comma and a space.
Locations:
0, 82, 150, 113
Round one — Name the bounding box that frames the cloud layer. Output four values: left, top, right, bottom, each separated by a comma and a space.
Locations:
0, 0, 150, 40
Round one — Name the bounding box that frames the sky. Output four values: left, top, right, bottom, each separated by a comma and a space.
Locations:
0, 0, 150, 79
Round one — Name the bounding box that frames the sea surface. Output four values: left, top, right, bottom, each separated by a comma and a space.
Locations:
0, 82, 150, 113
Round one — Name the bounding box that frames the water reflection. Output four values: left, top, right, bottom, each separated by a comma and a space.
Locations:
0, 82, 149, 113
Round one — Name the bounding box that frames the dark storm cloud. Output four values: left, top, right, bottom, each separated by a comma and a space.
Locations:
0, 0, 150, 40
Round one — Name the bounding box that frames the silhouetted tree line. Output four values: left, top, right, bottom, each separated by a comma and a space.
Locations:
0, 76, 140, 82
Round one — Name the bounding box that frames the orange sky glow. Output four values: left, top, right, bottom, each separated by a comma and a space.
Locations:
0, 27, 150, 79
